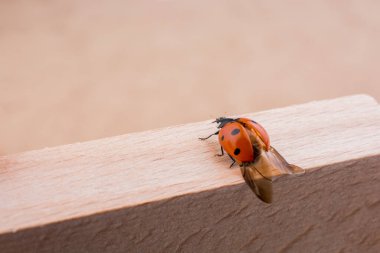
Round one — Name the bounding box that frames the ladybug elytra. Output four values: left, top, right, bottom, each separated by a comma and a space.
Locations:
200, 117, 304, 203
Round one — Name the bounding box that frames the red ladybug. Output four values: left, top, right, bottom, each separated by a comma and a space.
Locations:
200, 117, 304, 203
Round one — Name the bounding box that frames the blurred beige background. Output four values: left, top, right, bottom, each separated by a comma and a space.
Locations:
0, 0, 379, 155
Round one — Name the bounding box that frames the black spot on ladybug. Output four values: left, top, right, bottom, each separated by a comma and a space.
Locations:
231, 129, 240, 135
221, 135, 224, 141
234, 148, 241, 155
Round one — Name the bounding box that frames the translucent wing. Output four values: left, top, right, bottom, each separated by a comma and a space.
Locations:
240, 164, 273, 203
246, 123, 304, 177
240, 146, 304, 203
262, 146, 305, 175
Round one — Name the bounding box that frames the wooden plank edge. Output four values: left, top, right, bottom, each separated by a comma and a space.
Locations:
0, 94, 379, 252
1, 154, 379, 253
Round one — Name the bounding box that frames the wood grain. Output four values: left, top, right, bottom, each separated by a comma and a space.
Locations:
0, 94, 379, 253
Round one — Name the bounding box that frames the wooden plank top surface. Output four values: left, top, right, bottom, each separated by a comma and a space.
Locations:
1, 94, 379, 234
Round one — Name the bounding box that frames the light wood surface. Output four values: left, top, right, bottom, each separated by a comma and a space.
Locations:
0, 94, 379, 252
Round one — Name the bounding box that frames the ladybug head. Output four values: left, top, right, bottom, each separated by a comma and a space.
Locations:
213, 117, 236, 129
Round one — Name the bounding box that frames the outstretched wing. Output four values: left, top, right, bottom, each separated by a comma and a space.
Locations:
240, 146, 304, 203
240, 164, 273, 203
264, 146, 305, 175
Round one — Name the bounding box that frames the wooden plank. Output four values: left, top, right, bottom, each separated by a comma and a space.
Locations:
0, 94, 379, 253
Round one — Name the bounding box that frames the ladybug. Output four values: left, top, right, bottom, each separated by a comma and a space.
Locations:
200, 117, 304, 203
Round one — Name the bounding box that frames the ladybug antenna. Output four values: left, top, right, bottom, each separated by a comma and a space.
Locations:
212, 117, 225, 123
213, 117, 235, 128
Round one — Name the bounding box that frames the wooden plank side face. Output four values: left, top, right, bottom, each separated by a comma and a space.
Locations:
0, 157, 379, 253
0, 95, 379, 252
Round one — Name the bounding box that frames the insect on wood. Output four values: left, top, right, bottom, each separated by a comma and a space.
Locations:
200, 117, 304, 203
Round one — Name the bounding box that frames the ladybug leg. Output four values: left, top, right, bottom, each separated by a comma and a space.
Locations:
216, 146, 224, 156
199, 131, 219, 140
228, 154, 236, 168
